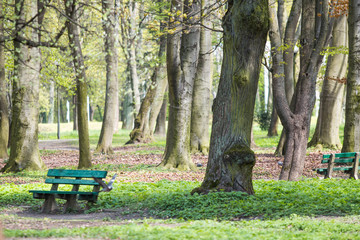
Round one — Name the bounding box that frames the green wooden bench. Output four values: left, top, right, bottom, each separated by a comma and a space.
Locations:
29, 169, 114, 213
315, 152, 360, 179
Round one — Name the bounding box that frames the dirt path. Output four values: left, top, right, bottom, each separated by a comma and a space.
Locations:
39, 139, 79, 151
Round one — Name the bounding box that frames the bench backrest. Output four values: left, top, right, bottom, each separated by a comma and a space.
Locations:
322, 152, 358, 164
47, 169, 107, 178
45, 169, 108, 187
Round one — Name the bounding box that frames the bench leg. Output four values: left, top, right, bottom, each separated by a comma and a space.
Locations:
325, 154, 335, 179
42, 195, 57, 213
350, 153, 359, 179
64, 195, 79, 212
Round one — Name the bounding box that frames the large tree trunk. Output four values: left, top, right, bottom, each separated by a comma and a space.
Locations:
192, 0, 269, 195
0, 1, 9, 159
309, 15, 347, 150
159, 0, 200, 171
270, 0, 332, 180
127, 22, 167, 144
190, 0, 213, 154
65, 0, 91, 169
343, 0, 360, 152
2, 0, 45, 172
96, 0, 120, 154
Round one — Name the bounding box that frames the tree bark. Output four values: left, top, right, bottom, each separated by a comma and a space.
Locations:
2, 0, 45, 172
268, 105, 279, 136
96, 0, 120, 154
309, 15, 347, 149
72, 95, 78, 131
190, 0, 213, 154
0, 0, 9, 159
127, 22, 167, 144
269, 0, 332, 180
65, 0, 91, 169
128, 0, 140, 115
343, 0, 360, 152
192, 0, 269, 194
121, 78, 134, 130
48, 81, 55, 123
274, 0, 301, 154
160, 0, 200, 170
154, 93, 167, 135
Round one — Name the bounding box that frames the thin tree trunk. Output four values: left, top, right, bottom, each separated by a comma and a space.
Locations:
148, 75, 167, 135
277, 0, 285, 38
48, 81, 55, 123
309, 16, 347, 149
267, 44, 279, 137
160, 0, 200, 170
274, 0, 301, 154
0, 0, 9, 159
127, 21, 167, 144
268, 105, 279, 136
269, 0, 332, 180
65, 0, 91, 169
89, 105, 94, 121
128, 0, 140, 114
2, 0, 45, 172
154, 93, 167, 135
96, 0, 120, 154
121, 78, 134, 130
192, 0, 269, 194
190, 0, 213, 154
343, 0, 360, 152
72, 95, 78, 131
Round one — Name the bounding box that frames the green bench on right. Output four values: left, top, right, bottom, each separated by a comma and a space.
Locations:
315, 152, 360, 179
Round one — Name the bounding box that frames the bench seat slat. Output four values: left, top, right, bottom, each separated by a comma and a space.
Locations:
316, 167, 355, 174
29, 190, 98, 195
45, 178, 100, 185
30, 190, 98, 202
47, 169, 107, 178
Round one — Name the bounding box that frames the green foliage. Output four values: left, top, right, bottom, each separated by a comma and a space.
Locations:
255, 110, 271, 131
5, 216, 360, 239
3, 179, 360, 220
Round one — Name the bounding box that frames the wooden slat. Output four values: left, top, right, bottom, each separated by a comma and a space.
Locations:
45, 178, 99, 186
29, 190, 98, 195
321, 158, 357, 164
316, 167, 355, 174
47, 169, 107, 178
323, 152, 357, 159
30, 191, 98, 202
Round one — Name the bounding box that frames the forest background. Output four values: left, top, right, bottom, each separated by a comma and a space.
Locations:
1, 0, 360, 238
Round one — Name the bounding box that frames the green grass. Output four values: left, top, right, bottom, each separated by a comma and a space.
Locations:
5, 216, 360, 239
3, 120, 354, 239
38, 122, 167, 150
2, 179, 360, 239
2, 179, 360, 220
